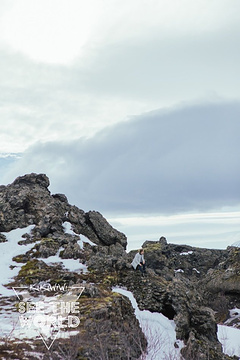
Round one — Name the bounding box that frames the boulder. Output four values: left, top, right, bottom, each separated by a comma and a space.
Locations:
86, 211, 127, 248
13, 173, 50, 188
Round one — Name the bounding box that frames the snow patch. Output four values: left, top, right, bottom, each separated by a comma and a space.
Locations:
63, 221, 76, 236
0, 292, 81, 342
193, 268, 200, 274
112, 287, 184, 360
78, 234, 96, 247
224, 308, 240, 328
180, 251, 193, 256
229, 308, 240, 320
0, 225, 36, 296
38, 248, 88, 273
174, 269, 184, 273
63, 221, 96, 249
218, 324, 240, 358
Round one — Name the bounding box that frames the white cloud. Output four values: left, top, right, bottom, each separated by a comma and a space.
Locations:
95, 0, 240, 43
1, 101, 240, 250
1, 0, 240, 64
0, 0, 101, 64
0, 1, 240, 153
109, 210, 240, 250
1, 23, 240, 153
2, 102, 240, 216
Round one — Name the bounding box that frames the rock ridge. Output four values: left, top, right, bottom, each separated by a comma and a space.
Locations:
0, 173, 239, 360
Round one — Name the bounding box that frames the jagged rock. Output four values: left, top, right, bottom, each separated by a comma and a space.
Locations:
52, 193, 68, 203
60, 242, 83, 259
109, 242, 126, 256
82, 283, 101, 297
159, 236, 167, 245
36, 238, 60, 258
13, 173, 50, 188
0, 173, 67, 232
142, 240, 228, 278
0, 233, 7, 242
203, 247, 240, 297
87, 241, 129, 272
0, 174, 127, 251
86, 210, 127, 248
120, 240, 237, 360
0, 173, 239, 360
78, 289, 147, 360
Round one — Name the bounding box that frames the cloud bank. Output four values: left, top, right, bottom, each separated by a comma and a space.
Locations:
3, 102, 240, 215
1, 0, 240, 153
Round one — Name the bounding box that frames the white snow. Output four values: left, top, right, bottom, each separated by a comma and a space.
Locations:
174, 269, 184, 273
224, 308, 240, 328
112, 287, 184, 360
0, 222, 88, 353
0, 223, 88, 298
38, 248, 88, 273
0, 292, 81, 346
193, 268, 200, 274
0, 225, 36, 296
180, 251, 193, 256
63, 221, 96, 248
218, 324, 240, 358
35, 221, 92, 272
229, 308, 240, 323
229, 308, 240, 317
78, 234, 96, 248
63, 221, 76, 236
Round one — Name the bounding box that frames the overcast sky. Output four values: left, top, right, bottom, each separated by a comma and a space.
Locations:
0, 0, 239, 249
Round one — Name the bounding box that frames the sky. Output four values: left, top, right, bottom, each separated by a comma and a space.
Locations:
0, 0, 240, 250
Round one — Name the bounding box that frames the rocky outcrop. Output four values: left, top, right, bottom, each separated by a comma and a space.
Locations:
204, 246, 240, 294
119, 239, 239, 359
86, 210, 127, 248
141, 239, 228, 278
0, 173, 143, 360
0, 173, 126, 252
0, 174, 238, 360
118, 268, 227, 359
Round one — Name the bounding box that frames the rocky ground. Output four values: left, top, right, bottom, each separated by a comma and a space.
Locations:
0, 173, 239, 360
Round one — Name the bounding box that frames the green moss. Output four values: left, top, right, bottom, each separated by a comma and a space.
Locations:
111, 292, 121, 298
144, 242, 162, 252
40, 237, 55, 242
19, 259, 40, 274
103, 275, 117, 285
17, 259, 67, 285
17, 260, 40, 284
77, 290, 119, 317
145, 242, 162, 251
12, 255, 27, 263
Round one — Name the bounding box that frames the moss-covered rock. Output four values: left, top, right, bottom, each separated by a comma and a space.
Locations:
15, 259, 76, 285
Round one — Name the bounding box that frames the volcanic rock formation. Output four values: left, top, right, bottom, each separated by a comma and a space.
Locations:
0, 173, 239, 360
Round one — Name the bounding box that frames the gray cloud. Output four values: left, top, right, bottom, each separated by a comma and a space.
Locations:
1, 10, 240, 153
78, 27, 240, 103
2, 101, 240, 215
